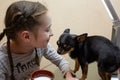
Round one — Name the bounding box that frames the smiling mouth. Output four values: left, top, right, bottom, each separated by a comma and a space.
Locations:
47, 38, 50, 42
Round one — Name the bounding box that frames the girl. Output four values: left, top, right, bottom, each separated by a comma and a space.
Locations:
0, 1, 78, 80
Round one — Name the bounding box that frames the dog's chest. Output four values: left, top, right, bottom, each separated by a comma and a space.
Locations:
69, 50, 80, 59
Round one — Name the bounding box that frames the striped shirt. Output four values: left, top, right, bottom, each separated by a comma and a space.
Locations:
0, 43, 71, 80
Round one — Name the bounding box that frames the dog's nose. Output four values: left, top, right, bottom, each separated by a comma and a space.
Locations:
57, 50, 61, 54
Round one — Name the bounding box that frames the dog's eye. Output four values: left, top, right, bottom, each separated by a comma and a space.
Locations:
65, 45, 71, 51
64, 44, 67, 47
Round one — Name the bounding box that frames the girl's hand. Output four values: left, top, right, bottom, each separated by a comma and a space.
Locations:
65, 72, 79, 80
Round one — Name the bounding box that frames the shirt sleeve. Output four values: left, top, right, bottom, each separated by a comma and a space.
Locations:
43, 43, 73, 75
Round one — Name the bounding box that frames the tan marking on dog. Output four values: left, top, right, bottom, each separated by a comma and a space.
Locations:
74, 58, 80, 73
80, 64, 88, 80
105, 72, 111, 80
61, 48, 74, 55
98, 71, 111, 80
68, 48, 74, 53
61, 50, 67, 55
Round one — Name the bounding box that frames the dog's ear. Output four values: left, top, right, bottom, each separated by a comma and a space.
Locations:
63, 28, 70, 33
76, 33, 88, 42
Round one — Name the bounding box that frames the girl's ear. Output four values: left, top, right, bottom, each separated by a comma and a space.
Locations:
63, 28, 70, 33
76, 33, 88, 42
20, 31, 31, 41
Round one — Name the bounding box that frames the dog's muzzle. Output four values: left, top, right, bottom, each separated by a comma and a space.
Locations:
57, 49, 62, 54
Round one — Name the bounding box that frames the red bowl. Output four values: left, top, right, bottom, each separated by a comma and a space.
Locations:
30, 70, 54, 80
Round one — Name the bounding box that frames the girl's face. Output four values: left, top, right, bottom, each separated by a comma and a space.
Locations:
31, 13, 53, 48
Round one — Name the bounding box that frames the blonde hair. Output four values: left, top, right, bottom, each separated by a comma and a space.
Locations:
3, 1, 48, 40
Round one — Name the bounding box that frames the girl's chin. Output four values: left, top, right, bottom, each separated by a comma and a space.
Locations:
41, 43, 48, 48
37, 41, 49, 48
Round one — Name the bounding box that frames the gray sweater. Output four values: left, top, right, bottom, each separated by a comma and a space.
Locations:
0, 43, 72, 80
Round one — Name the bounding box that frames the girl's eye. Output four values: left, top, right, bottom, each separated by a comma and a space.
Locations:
45, 27, 51, 32
46, 29, 50, 32
45, 24, 52, 32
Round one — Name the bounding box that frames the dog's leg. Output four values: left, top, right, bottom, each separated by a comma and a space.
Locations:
80, 63, 88, 80
98, 66, 111, 80
74, 58, 80, 73
105, 72, 111, 80
98, 72, 111, 80
98, 70, 105, 80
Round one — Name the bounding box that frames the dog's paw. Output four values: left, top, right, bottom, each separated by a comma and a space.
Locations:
73, 69, 79, 73
73, 70, 77, 73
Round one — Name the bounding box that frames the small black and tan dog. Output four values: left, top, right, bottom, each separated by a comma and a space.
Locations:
56, 28, 120, 80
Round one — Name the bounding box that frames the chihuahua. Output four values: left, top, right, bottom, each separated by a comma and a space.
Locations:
57, 28, 120, 80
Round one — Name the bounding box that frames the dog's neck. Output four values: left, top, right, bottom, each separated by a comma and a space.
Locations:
69, 40, 87, 59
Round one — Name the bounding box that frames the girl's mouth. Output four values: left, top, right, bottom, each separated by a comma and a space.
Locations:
47, 39, 50, 42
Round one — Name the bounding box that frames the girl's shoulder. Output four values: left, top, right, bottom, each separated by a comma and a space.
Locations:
0, 45, 9, 71
0, 42, 8, 61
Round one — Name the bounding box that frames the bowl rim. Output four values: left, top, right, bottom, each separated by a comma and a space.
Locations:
30, 70, 54, 80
